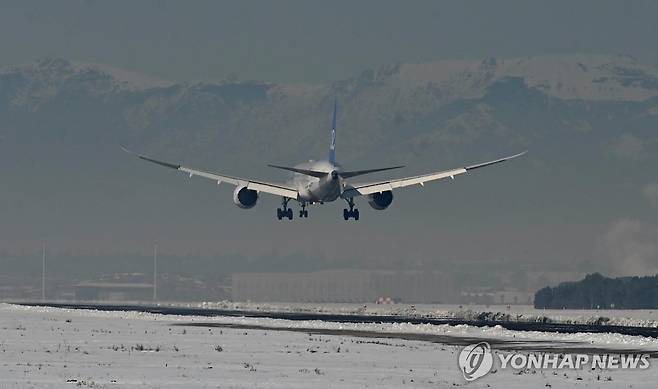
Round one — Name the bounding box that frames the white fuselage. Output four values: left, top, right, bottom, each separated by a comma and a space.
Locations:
292, 160, 343, 203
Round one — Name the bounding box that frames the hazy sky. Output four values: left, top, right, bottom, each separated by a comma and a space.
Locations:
1, 0, 658, 283
1, 0, 658, 83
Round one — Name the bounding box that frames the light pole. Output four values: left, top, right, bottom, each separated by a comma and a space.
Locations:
153, 242, 157, 302
41, 241, 46, 301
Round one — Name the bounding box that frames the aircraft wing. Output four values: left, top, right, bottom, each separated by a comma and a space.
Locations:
341, 151, 526, 198
122, 147, 299, 199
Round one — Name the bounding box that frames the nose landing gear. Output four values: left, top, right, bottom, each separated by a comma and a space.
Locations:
343, 197, 359, 221
299, 202, 309, 218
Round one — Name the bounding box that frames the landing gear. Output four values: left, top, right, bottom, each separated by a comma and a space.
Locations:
277, 208, 292, 220
343, 197, 359, 220
299, 202, 309, 218
277, 197, 293, 220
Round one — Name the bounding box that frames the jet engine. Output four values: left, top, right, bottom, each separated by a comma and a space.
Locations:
368, 190, 393, 210
233, 186, 258, 209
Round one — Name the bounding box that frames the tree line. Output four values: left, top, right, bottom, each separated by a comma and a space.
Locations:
535, 273, 658, 309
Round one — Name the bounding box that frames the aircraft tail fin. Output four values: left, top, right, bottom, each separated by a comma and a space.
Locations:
328, 98, 337, 164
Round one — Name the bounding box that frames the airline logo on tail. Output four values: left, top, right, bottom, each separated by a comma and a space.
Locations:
329, 99, 337, 164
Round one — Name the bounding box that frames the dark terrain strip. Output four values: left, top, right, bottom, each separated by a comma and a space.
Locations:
12, 301, 658, 339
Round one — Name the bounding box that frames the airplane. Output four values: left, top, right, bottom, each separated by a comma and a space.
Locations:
122, 100, 525, 221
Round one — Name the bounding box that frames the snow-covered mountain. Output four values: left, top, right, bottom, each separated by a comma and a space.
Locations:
5, 54, 658, 123
3, 54, 658, 155
3, 53, 657, 172
371, 54, 658, 102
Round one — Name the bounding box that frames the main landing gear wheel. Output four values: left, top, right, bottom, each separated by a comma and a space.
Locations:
277, 197, 293, 220
277, 208, 293, 220
343, 198, 359, 221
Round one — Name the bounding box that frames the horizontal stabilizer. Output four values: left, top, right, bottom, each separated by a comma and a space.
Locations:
268, 164, 405, 179
339, 165, 405, 179
267, 164, 328, 178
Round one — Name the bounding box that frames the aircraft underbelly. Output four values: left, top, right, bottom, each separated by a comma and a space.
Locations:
318, 184, 341, 201
302, 180, 340, 202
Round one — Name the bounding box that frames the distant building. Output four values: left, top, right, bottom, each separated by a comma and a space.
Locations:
74, 282, 153, 301
231, 270, 456, 303
492, 290, 534, 305
460, 290, 534, 305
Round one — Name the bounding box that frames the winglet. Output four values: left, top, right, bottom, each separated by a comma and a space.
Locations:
465, 150, 527, 171
120, 145, 181, 170
120, 144, 135, 155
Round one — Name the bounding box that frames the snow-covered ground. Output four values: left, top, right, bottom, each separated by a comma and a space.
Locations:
1, 303, 657, 388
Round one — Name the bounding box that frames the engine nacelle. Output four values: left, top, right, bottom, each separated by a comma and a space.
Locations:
368, 190, 393, 210
232, 186, 258, 209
